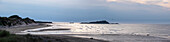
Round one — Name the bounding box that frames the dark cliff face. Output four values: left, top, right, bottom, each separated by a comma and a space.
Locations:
0, 15, 36, 27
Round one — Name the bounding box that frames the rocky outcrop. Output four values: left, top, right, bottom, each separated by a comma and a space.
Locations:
0, 15, 36, 27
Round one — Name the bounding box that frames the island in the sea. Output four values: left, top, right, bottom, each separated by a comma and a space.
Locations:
80, 20, 119, 24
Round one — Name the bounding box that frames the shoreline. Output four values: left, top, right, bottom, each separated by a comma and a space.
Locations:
0, 23, 108, 42
1, 23, 170, 42
0, 23, 51, 34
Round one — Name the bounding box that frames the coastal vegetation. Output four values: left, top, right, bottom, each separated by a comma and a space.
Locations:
0, 15, 43, 42
0, 30, 45, 42
0, 30, 10, 37
0, 15, 36, 27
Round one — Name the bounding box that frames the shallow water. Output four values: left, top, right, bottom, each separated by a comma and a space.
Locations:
18, 22, 170, 39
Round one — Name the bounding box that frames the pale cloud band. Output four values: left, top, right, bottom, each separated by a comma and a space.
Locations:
106, 0, 170, 8
2, 0, 170, 8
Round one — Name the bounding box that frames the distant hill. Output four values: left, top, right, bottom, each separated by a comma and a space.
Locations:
81, 20, 119, 24
81, 20, 110, 24
0, 15, 36, 28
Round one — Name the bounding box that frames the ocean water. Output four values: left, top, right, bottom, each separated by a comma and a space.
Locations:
20, 22, 170, 39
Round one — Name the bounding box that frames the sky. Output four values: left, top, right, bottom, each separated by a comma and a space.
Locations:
0, 0, 170, 24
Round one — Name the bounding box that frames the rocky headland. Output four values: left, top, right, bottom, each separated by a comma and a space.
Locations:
0, 15, 36, 28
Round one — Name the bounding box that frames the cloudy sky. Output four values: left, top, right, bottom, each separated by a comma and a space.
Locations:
0, 0, 170, 24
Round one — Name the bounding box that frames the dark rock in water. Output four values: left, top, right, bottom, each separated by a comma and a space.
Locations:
81, 20, 110, 24
147, 34, 150, 36
90, 38, 94, 39
0, 15, 36, 27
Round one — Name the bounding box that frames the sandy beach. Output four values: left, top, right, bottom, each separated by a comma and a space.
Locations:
0, 23, 108, 42
0, 23, 50, 34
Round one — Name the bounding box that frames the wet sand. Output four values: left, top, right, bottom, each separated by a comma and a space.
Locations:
0, 23, 50, 34
64, 34, 170, 42
23, 34, 170, 42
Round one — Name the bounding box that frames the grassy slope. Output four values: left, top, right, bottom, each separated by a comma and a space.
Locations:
0, 30, 44, 42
